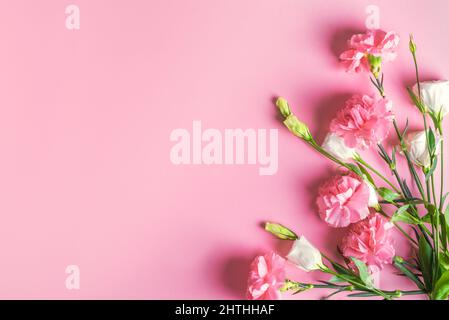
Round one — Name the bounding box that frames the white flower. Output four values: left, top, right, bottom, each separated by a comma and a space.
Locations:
413, 80, 449, 117
322, 133, 357, 161
365, 181, 379, 208
404, 130, 442, 168
287, 236, 323, 272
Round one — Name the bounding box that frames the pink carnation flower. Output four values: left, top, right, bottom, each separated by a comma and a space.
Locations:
247, 252, 286, 300
330, 94, 394, 149
316, 171, 375, 228
340, 29, 400, 73
340, 213, 395, 270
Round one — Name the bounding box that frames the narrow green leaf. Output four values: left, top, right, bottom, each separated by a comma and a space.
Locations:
428, 128, 436, 156
406, 86, 426, 113
264, 222, 298, 240
347, 292, 378, 297
441, 192, 449, 211
378, 187, 400, 202
439, 253, 449, 274
391, 205, 421, 225
441, 214, 448, 252
401, 119, 409, 137
323, 288, 346, 299
393, 256, 426, 290
357, 164, 375, 186
346, 163, 363, 178
444, 204, 449, 226
421, 213, 431, 224
419, 235, 434, 290
328, 276, 346, 283
425, 157, 438, 181
330, 261, 359, 284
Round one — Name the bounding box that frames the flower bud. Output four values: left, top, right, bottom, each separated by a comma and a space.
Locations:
365, 181, 379, 208
404, 130, 442, 168
413, 80, 449, 119
276, 97, 291, 118
287, 236, 324, 272
265, 222, 298, 240
409, 35, 417, 54
283, 115, 312, 141
322, 132, 357, 161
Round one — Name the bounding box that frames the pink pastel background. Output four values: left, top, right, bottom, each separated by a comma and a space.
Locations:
0, 0, 448, 299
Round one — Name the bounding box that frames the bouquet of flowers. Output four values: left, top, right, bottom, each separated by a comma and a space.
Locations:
246, 28, 449, 300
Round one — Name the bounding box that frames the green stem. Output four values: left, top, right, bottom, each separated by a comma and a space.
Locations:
392, 120, 427, 201
378, 209, 418, 246
394, 222, 419, 246
371, 74, 433, 246
412, 46, 441, 286
356, 157, 401, 193
426, 179, 432, 204
321, 266, 392, 299
308, 140, 355, 172
431, 175, 438, 208
422, 114, 434, 204
371, 74, 427, 201
283, 279, 425, 298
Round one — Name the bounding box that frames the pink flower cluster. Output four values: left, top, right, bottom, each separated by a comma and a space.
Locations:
315, 170, 395, 269
316, 171, 372, 228
247, 252, 286, 300
330, 94, 394, 150
247, 29, 399, 300
340, 29, 400, 73
340, 213, 395, 270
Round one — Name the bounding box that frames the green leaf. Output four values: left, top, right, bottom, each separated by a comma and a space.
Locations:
439, 253, 449, 274
443, 205, 449, 248
441, 213, 448, 252
421, 213, 431, 223
330, 261, 359, 285
350, 257, 372, 288
432, 270, 449, 300
264, 222, 298, 240
378, 187, 400, 202
323, 288, 346, 299
406, 86, 426, 113
428, 128, 436, 156
440, 192, 449, 211
418, 235, 434, 290
444, 204, 449, 226
328, 275, 346, 283
346, 163, 363, 178
347, 292, 377, 297
393, 256, 426, 290
391, 205, 421, 225
425, 157, 438, 181
356, 164, 375, 186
